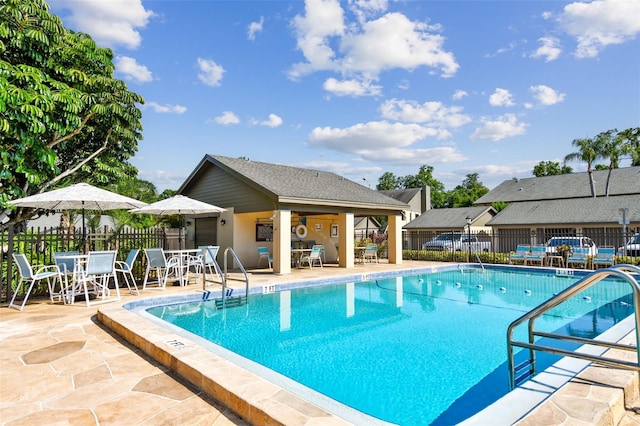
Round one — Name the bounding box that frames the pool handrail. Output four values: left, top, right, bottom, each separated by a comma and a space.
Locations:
219, 247, 249, 308
507, 264, 640, 390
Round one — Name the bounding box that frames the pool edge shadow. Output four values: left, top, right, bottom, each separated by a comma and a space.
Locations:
97, 303, 358, 426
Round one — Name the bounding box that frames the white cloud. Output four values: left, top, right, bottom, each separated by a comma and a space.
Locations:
348, 0, 389, 24
340, 13, 458, 77
289, 0, 346, 79
489, 88, 515, 107
144, 102, 187, 114
197, 58, 225, 87
307, 121, 465, 166
470, 114, 527, 141
260, 114, 283, 127
114, 56, 152, 83
309, 121, 466, 164
323, 77, 382, 96
558, 0, 640, 58
529, 85, 566, 107
289, 1, 459, 93
379, 99, 471, 129
213, 111, 240, 125
530, 36, 562, 62
53, 0, 154, 49
310, 121, 441, 150
248, 16, 264, 40
484, 41, 517, 58
452, 90, 468, 101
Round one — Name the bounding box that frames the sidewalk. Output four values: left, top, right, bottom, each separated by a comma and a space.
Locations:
0, 261, 424, 425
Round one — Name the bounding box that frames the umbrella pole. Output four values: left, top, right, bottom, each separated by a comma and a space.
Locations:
81, 202, 86, 253
180, 214, 184, 250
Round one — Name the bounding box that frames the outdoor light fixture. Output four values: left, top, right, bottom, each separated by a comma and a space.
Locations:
220, 219, 226, 226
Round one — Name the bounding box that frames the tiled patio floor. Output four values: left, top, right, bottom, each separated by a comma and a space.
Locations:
2, 260, 639, 425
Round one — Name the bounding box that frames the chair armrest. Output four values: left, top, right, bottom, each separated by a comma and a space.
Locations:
34, 264, 62, 277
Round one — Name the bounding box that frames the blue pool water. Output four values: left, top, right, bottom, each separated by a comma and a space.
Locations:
146, 267, 634, 425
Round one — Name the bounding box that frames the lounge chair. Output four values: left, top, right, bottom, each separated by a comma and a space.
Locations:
9, 253, 63, 311
362, 244, 379, 263
257, 246, 273, 268
566, 247, 591, 269
300, 246, 323, 268
525, 245, 546, 266
592, 247, 616, 269
509, 245, 530, 265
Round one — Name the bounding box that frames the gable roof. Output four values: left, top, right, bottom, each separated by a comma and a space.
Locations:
379, 188, 421, 204
403, 206, 496, 229
179, 155, 409, 212
486, 194, 640, 226
475, 166, 640, 204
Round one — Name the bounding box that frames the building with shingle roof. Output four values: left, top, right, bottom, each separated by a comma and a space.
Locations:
177, 155, 409, 273
478, 166, 640, 251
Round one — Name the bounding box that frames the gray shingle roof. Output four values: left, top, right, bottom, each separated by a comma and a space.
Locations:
379, 188, 421, 204
486, 194, 640, 226
475, 166, 640, 204
209, 155, 408, 209
403, 206, 495, 229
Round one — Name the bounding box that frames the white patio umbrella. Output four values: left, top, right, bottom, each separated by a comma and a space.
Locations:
8, 183, 148, 246
128, 195, 225, 249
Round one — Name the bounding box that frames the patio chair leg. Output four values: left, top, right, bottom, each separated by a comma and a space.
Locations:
8, 281, 37, 311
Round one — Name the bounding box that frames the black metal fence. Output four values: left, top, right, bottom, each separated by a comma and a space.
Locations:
1, 225, 167, 303
403, 227, 640, 264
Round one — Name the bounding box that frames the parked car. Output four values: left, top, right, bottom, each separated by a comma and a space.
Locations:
544, 237, 597, 256
619, 233, 640, 257
422, 232, 491, 252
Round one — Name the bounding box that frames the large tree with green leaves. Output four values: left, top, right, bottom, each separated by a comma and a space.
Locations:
445, 173, 489, 208
376, 165, 447, 208
0, 0, 144, 227
532, 161, 573, 177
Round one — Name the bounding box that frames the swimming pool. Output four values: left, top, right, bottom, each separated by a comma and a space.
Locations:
141, 266, 635, 425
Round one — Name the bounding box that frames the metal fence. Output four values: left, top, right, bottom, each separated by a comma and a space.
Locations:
403, 227, 639, 264
1, 225, 167, 303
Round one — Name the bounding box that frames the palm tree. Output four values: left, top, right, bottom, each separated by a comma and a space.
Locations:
617, 127, 640, 166
595, 129, 621, 196
564, 137, 601, 197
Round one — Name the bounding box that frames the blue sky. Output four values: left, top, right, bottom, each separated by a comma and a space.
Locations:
49, 0, 640, 192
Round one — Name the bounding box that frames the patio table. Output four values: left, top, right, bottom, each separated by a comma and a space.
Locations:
165, 249, 201, 286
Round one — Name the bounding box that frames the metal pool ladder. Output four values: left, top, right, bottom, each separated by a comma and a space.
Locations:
507, 264, 640, 390
215, 247, 249, 309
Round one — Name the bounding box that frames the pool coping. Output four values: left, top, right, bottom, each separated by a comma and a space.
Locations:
97, 264, 639, 425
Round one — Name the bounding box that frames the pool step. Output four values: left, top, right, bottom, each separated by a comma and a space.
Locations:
214, 296, 246, 309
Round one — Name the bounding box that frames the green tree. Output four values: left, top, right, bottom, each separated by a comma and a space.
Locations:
0, 0, 144, 227
617, 127, 640, 166
445, 173, 489, 208
564, 137, 600, 197
532, 161, 573, 177
400, 165, 447, 208
376, 172, 401, 190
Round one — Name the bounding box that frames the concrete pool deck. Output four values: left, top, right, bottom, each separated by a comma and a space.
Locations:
1, 260, 640, 425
